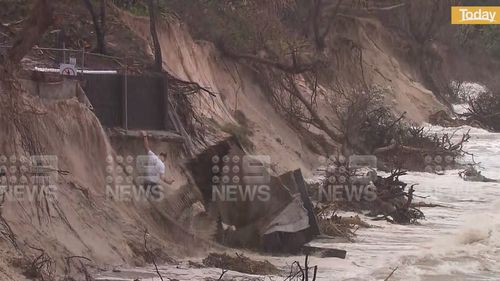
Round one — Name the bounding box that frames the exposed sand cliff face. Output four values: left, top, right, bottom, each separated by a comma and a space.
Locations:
0, 93, 210, 280
355, 18, 447, 123
119, 11, 447, 176
0, 5, 450, 280
119, 12, 322, 176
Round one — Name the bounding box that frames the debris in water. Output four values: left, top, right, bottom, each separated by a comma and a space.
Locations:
202, 252, 279, 275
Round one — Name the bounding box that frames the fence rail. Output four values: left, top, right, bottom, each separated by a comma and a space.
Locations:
2, 45, 175, 132
0, 44, 127, 71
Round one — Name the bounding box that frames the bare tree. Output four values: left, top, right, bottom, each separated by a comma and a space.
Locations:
4, 0, 54, 65
82, 0, 107, 54
147, 0, 163, 72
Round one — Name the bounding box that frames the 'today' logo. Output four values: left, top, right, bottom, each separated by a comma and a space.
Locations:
452, 6, 499, 24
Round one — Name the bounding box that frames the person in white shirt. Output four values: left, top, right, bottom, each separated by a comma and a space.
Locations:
140, 131, 174, 188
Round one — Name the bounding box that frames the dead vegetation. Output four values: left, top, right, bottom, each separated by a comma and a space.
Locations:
368, 170, 424, 224
8, 247, 96, 281
459, 164, 498, 183
0, 1, 492, 280
219, 110, 255, 151
0, 196, 18, 250
461, 90, 500, 132
315, 206, 371, 240
21, 245, 56, 281
211, 4, 471, 171
162, 0, 474, 234
315, 155, 425, 225
430, 83, 500, 133
143, 229, 166, 281
62, 256, 94, 281
326, 86, 471, 171
285, 254, 318, 281
202, 252, 279, 276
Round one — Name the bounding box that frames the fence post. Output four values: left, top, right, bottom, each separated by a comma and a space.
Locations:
161, 73, 170, 130
62, 42, 66, 63
122, 61, 128, 130
81, 47, 85, 72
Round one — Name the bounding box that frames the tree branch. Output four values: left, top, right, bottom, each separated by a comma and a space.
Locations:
219, 42, 318, 74
5, 0, 54, 64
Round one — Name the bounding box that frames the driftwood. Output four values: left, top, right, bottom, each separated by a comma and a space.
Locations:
143, 229, 164, 281
285, 254, 318, 281
384, 266, 398, 281
371, 170, 424, 224
459, 165, 499, 182
202, 252, 279, 276
303, 245, 346, 259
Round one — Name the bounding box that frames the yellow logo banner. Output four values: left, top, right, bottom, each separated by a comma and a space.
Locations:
451, 6, 499, 24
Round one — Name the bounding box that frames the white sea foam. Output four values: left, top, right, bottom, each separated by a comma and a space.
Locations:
98, 122, 500, 280
282, 123, 500, 280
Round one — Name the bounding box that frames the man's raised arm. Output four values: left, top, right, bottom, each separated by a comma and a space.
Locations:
141, 130, 150, 152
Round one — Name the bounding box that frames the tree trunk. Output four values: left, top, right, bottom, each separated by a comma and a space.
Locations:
6, 0, 54, 64
99, 0, 106, 53
147, 0, 163, 72
286, 76, 343, 143
83, 0, 106, 54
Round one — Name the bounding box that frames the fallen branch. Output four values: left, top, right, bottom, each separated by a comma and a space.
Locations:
143, 229, 164, 281
0, 195, 19, 249
166, 72, 217, 97
24, 245, 55, 280
219, 41, 319, 74
64, 255, 94, 281
284, 254, 317, 281
217, 269, 228, 280
384, 266, 398, 281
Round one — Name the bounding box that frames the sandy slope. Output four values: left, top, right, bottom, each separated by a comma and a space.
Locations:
119, 11, 446, 176
0, 5, 449, 280
0, 93, 213, 279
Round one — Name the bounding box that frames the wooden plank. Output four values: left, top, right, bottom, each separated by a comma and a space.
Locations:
303, 245, 347, 259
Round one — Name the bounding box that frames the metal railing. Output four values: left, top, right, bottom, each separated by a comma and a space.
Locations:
0, 44, 128, 72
